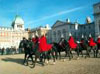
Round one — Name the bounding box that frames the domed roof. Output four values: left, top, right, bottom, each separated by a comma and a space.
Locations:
14, 15, 24, 25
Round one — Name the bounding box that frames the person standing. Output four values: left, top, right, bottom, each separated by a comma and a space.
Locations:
1, 47, 5, 55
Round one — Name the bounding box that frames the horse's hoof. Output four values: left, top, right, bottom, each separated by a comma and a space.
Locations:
77, 57, 79, 60
85, 56, 87, 59
52, 62, 56, 65
63, 59, 66, 62
24, 63, 28, 66
69, 58, 71, 61
45, 61, 49, 64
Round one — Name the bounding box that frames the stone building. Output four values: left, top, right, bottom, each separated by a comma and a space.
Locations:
0, 15, 29, 49
93, 2, 100, 39
29, 24, 51, 38
47, 17, 95, 43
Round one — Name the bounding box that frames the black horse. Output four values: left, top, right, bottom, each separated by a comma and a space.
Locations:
32, 44, 56, 67
87, 37, 97, 58
52, 38, 68, 60
19, 38, 34, 67
66, 37, 80, 60
25, 40, 56, 68
78, 38, 91, 58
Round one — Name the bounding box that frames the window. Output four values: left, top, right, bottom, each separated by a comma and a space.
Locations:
17, 25, 22, 28
99, 20, 100, 25
62, 29, 66, 33
89, 26, 91, 29
70, 25, 72, 29
62, 29, 66, 39
57, 30, 61, 41
84, 26, 86, 29
58, 30, 61, 35
99, 6, 100, 9
53, 31, 56, 41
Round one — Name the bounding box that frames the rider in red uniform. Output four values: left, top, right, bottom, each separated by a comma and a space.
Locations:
88, 34, 96, 47
97, 36, 100, 44
68, 33, 77, 49
39, 33, 52, 52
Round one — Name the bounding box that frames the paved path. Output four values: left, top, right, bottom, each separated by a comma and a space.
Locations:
0, 54, 100, 74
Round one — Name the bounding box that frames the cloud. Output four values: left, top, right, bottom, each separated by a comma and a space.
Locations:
27, 6, 86, 25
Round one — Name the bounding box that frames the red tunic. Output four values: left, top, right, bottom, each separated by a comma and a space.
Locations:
32, 38, 36, 43
80, 39, 84, 47
32, 37, 39, 49
68, 36, 77, 49
97, 38, 100, 44
39, 36, 52, 52
88, 37, 96, 46
32, 37, 39, 44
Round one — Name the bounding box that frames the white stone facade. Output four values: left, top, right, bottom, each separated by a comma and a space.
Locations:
0, 15, 29, 49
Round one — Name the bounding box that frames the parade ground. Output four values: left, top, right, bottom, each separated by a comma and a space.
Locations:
0, 54, 100, 74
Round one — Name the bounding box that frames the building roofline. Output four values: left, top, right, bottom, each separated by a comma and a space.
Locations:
0, 26, 12, 29
93, 2, 100, 6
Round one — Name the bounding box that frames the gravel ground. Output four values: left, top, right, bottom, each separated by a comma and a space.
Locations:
0, 54, 100, 74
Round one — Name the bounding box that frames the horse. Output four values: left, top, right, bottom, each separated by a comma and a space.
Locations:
32, 43, 56, 67
52, 38, 68, 60
87, 37, 97, 58
66, 36, 80, 60
25, 39, 57, 68
19, 38, 36, 68
78, 39, 91, 58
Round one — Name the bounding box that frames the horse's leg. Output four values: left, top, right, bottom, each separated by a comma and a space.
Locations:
92, 47, 96, 58
29, 54, 34, 65
95, 45, 98, 58
70, 50, 73, 58
55, 51, 58, 60
68, 48, 71, 60
40, 52, 45, 65
85, 48, 89, 58
46, 51, 51, 64
65, 48, 68, 57
23, 52, 27, 65
43, 52, 46, 63
40, 53, 43, 62
80, 49, 83, 57
87, 47, 90, 58
52, 46, 58, 59
76, 48, 79, 57
58, 52, 61, 60
96, 49, 98, 58
26, 54, 30, 66
94, 46, 97, 58
34, 53, 38, 67
50, 49, 56, 64
96, 48, 99, 58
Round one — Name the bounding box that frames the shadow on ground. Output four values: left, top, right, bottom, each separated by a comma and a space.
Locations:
1, 57, 45, 68
1, 58, 24, 65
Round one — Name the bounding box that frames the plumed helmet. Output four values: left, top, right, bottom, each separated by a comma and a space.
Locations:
35, 31, 38, 37
61, 34, 64, 38
98, 35, 100, 38
69, 32, 72, 36
89, 34, 92, 37
82, 34, 84, 38
32, 34, 35, 38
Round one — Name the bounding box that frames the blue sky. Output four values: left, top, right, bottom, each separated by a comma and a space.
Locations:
0, 0, 100, 28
